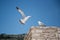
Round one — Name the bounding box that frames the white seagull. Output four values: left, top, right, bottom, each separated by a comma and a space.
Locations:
16, 7, 31, 24
38, 21, 45, 26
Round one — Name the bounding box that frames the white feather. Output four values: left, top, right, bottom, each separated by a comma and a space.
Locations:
16, 7, 31, 24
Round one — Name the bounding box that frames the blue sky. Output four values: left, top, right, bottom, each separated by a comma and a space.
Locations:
0, 0, 60, 34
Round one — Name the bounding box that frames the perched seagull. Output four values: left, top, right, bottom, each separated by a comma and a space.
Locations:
38, 21, 46, 26
16, 7, 31, 24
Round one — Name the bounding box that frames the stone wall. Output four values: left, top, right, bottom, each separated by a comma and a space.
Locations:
24, 26, 60, 40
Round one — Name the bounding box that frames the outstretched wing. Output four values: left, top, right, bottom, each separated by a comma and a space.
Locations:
16, 7, 26, 18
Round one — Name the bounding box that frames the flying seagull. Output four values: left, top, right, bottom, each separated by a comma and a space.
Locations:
16, 7, 31, 24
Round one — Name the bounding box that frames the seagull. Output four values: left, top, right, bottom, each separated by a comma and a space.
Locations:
16, 7, 31, 24
38, 21, 46, 26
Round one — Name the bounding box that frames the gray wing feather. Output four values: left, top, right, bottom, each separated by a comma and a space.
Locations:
16, 7, 26, 17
